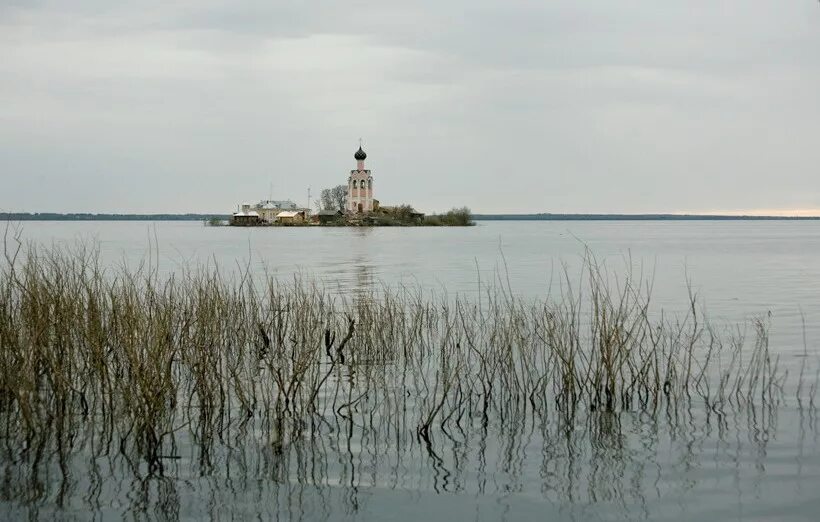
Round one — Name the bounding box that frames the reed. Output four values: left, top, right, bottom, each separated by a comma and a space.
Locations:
0, 235, 812, 484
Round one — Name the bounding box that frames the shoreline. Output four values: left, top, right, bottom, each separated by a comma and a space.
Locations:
473, 213, 820, 221
3, 213, 820, 222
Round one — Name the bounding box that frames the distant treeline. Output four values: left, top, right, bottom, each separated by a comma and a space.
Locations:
1, 213, 230, 221
472, 213, 820, 221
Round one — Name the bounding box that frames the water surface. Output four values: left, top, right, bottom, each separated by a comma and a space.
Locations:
1, 219, 818, 521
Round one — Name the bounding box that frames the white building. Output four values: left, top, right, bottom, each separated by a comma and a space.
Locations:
257, 200, 299, 223
232, 199, 304, 223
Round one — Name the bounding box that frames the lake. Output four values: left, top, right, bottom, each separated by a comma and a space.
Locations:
16, 219, 820, 347
1, 219, 819, 521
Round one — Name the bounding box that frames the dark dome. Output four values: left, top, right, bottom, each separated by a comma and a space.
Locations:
354, 146, 367, 161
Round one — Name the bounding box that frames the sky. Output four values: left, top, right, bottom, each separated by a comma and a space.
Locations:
1, 0, 819, 215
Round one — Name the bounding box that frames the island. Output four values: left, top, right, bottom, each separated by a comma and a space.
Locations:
227, 144, 474, 227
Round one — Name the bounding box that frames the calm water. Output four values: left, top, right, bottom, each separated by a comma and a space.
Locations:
2, 220, 819, 521
17, 219, 820, 345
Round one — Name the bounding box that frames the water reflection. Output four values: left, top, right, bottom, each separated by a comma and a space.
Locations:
2, 394, 816, 520
311, 228, 381, 296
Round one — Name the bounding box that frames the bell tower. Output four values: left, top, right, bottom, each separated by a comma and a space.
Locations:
347, 141, 373, 213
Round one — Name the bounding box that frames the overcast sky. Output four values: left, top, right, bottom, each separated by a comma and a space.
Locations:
1, 1, 819, 214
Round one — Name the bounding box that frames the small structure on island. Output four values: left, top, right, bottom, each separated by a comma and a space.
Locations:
347, 143, 378, 214
231, 203, 262, 226
276, 210, 306, 224
317, 209, 344, 224
376, 205, 425, 224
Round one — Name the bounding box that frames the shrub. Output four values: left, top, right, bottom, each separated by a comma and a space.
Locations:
423, 207, 473, 226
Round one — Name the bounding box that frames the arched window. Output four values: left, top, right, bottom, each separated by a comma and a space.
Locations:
368, 179, 372, 188
352, 180, 357, 189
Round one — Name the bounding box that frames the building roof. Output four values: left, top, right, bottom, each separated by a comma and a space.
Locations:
233, 211, 260, 217
259, 199, 298, 210
276, 210, 303, 218
354, 146, 367, 161
318, 209, 343, 216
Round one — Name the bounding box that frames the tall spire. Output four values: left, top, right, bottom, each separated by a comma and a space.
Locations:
354, 140, 367, 161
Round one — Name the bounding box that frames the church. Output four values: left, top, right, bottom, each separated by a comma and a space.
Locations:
347, 144, 377, 213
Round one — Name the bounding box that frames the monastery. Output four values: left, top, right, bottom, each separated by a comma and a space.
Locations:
230, 142, 433, 226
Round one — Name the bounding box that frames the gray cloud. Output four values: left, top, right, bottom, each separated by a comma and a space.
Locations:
1, 0, 819, 214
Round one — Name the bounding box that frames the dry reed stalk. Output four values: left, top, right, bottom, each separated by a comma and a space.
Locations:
0, 236, 803, 484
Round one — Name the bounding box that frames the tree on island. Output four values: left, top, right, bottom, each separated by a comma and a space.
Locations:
320, 185, 348, 211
